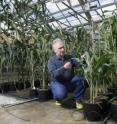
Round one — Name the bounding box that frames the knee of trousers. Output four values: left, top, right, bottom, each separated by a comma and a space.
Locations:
53, 92, 67, 100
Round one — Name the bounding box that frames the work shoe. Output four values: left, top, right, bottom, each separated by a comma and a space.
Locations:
55, 101, 62, 106
76, 102, 83, 110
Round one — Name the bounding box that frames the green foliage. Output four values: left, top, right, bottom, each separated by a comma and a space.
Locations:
82, 15, 117, 103
0, 1, 116, 94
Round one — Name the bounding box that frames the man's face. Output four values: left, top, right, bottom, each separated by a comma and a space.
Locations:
53, 41, 65, 58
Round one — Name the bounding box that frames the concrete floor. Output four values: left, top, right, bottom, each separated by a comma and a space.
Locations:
0, 90, 116, 124
0, 100, 85, 124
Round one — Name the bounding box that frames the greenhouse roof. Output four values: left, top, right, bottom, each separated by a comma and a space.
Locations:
0, 0, 117, 32
46, 0, 117, 29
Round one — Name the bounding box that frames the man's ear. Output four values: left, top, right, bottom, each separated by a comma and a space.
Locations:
53, 45, 57, 53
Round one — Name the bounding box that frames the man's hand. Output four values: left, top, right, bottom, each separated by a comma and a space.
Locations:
64, 62, 72, 69
80, 54, 87, 65
81, 54, 85, 60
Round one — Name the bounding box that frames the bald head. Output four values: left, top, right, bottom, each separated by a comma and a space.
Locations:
52, 38, 65, 58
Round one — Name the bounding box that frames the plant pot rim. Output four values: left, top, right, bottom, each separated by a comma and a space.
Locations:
37, 88, 51, 91
110, 99, 117, 105
82, 99, 103, 104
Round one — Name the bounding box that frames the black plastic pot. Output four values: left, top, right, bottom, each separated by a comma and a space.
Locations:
34, 80, 40, 88
0, 82, 17, 92
1, 82, 10, 93
9, 82, 16, 91
110, 99, 117, 122
83, 100, 108, 122
25, 80, 31, 88
37, 88, 53, 102
108, 88, 117, 96
0, 86, 2, 93
30, 89, 39, 98
16, 82, 24, 90
24, 80, 40, 89
29, 88, 52, 102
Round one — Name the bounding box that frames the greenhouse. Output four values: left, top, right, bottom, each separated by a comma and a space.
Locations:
0, 0, 117, 124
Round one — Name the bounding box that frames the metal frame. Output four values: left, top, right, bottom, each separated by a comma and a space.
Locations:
46, 0, 117, 28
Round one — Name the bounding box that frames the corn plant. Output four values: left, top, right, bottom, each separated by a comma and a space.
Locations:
99, 12, 117, 87
82, 14, 117, 103
37, 31, 53, 89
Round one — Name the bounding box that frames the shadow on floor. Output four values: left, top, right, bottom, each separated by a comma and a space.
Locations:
61, 87, 90, 109
61, 94, 76, 109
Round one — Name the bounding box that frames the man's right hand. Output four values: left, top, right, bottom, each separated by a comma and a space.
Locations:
64, 62, 72, 69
